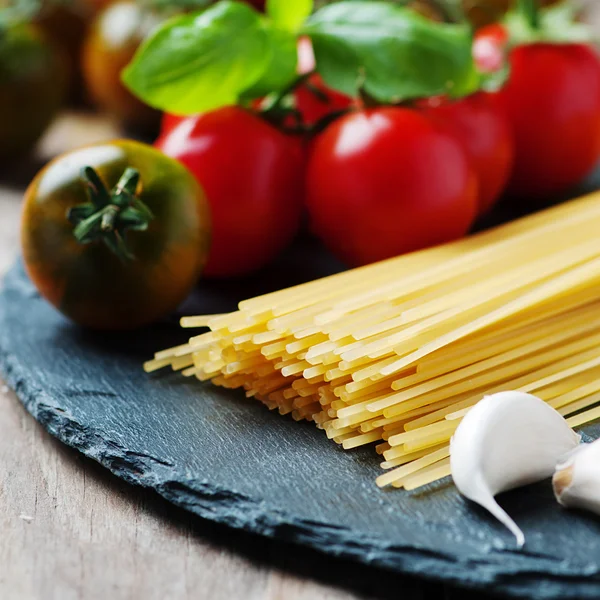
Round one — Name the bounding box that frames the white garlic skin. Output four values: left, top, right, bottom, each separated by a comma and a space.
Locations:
451, 391, 580, 547
553, 440, 600, 515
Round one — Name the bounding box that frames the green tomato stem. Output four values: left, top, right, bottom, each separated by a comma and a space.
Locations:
67, 166, 154, 263
257, 71, 314, 128
100, 205, 119, 232
114, 167, 140, 200
518, 0, 540, 30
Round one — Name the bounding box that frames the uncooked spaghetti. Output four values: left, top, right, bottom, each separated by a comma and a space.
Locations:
146, 191, 600, 491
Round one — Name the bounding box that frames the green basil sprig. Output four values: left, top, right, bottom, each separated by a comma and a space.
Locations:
303, 1, 478, 103
267, 0, 313, 32
123, 1, 273, 115
123, 0, 480, 116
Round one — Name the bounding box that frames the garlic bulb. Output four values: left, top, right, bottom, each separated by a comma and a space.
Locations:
450, 391, 580, 547
553, 439, 600, 515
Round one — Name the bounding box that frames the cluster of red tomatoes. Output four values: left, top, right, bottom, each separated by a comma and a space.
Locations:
156, 29, 600, 276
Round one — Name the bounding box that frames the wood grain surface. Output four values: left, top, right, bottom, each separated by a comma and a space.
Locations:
0, 387, 371, 600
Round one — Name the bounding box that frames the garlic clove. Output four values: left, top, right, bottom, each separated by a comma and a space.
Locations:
450, 391, 581, 547
553, 439, 600, 515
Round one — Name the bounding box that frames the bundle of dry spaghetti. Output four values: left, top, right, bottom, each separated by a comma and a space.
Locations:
146, 191, 600, 491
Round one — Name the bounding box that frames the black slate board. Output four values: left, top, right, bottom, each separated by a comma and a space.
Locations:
5, 177, 600, 599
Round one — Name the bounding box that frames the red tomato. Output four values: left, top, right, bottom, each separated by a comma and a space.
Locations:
294, 37, 354, 126
306, 108, 478, 267
421, 92, 514, 216
155, 107, 304, 278
160, 112, 184, 134
473, 23, 508, 73
499, 43, 600, 200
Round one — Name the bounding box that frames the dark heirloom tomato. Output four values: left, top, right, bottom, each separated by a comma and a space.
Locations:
35, 1, 93, 106
82, 1, 160, 132
306, 108, 478, 267
155, 107, 304, 278
21, 141, 210, 330
0, 24, 66, 162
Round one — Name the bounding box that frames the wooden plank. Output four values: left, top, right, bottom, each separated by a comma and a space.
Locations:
0, 385, 369, 600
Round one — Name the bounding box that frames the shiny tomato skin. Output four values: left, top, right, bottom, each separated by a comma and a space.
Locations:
35, 2, 94, 106
473, 23, 508, 73
294, 37, 354, 126
155, 107, 305, 278
421, 92, 514, 216
21, 140, 210, 330
306, 108, 478, 267
161, 112, 185, 135
499, 43, 600, 201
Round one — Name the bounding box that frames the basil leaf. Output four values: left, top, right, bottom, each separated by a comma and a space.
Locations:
303, 1, 479, 103
241, 24, 298, 99
122, 1, 270, 114
266, 0, 313, 32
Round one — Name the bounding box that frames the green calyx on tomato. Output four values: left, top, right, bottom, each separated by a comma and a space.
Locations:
504, 0, 593, 46
123, 0, 482, 116
68, 166, 154, 262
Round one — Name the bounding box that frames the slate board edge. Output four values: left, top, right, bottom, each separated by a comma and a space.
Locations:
2, 277, 599, 599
